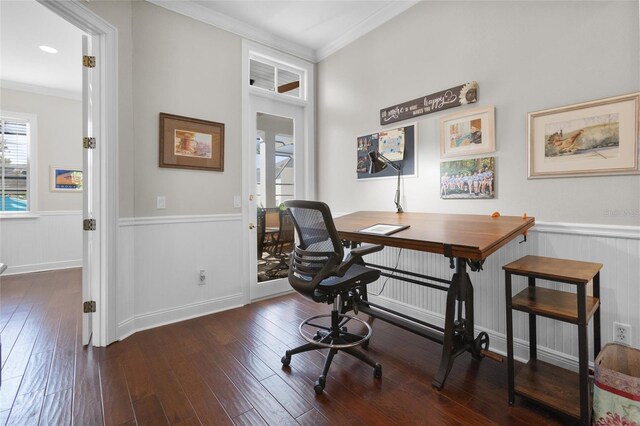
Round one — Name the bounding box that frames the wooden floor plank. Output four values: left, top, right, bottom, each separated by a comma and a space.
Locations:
117, 345, 154, 403
7, 389, 45, 425
131, 394, 170, 426
259, 374, 313, 419
17, 351, 53, 397
171, 360, 234, 426
1, 343, 33, 380
138, 346, 199, 424
189, 351, 254, 418
72, 346, 103, 426
0, 377, 21, 413
39, 388, 72, 426
232, 409, 268, 426
100, 357, 136, 426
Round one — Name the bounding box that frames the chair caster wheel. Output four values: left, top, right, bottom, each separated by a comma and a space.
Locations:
281, 352, 291, 367
373, 364, 382, 379
314, 376, 326, 395
341, 326, 348, 332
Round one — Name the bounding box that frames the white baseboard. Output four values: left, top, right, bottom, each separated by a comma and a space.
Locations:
369, 294, 580, 371
4, 260, 82, 276
117, 293, 245, 340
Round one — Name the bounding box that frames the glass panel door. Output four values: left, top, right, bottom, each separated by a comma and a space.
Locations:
248, 95, 305, 301
256, 113, 294, 283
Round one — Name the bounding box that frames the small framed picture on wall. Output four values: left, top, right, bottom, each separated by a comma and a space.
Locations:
440, 106, 495, 159
50, 166, 83, 192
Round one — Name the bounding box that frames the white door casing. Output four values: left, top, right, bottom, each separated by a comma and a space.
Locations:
241, 40, 315, 304
39, 0, 118, 346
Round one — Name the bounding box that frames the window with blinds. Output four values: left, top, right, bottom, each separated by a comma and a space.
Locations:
0, 118, 30, 212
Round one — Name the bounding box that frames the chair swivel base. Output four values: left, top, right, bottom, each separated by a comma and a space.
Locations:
281, 312, 382, 395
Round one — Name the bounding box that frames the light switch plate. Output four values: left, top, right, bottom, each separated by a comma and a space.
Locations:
233, 195, 241, 208
157, 196, 166, 209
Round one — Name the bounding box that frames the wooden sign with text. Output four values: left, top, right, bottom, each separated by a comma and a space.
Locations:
380, 81, 478, 125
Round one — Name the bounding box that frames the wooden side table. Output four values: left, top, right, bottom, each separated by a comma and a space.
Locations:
504, 255, 602, 425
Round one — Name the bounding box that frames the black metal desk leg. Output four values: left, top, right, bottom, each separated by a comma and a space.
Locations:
432, 257, 469, 389
577, 285, 590, 425
528, 276, 537, 361
506, 272, 515, 405
593, 272, 601, 357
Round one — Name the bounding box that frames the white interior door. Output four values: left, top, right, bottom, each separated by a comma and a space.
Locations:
249, 96, 305, 300
82, 35, 99, 346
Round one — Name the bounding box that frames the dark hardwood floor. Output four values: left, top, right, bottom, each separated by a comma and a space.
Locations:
0, 269, 572, 425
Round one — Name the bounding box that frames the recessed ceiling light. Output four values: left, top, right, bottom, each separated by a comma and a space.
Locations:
39, 45, 58, 54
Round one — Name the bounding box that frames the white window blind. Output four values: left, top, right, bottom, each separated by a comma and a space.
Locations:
0, 118, 30, 212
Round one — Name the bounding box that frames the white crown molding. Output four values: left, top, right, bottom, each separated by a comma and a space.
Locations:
1, 80, 82, 101
119, 213, 242, 227
147, 0, 317, 62
147, 1, 419, 63
315, 1, 419, 61
532, 221, 640, 240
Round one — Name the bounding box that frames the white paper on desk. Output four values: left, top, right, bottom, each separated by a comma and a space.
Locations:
359, 223, 409, 235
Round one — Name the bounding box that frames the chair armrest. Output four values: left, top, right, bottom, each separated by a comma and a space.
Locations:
350, 244, 383, 257
336, 244, 384, 276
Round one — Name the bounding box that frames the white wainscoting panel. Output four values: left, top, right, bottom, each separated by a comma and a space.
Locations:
117, 214, 245, 339
1, 211, 82, 275
117, 224, 135, 339
362, 222, 639, 370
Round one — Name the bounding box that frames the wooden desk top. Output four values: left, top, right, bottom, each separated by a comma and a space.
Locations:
333, 211, 535, 261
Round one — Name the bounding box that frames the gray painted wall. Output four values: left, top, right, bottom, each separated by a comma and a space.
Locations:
317, 1, 640, 226
131, 2, 242, 217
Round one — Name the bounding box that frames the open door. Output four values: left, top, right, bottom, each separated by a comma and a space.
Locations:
81, 35, 99, 346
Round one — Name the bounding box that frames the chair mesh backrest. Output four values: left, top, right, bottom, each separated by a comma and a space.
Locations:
276, 210, 294, 250
283, 200, 344, 296
256, 208, 266, 259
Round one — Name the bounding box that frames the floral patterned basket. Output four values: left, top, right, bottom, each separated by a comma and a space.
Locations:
594, 343, 640, 426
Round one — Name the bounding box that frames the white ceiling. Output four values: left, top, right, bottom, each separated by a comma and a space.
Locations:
0, 0, 85, 98
0, 1, 417, 95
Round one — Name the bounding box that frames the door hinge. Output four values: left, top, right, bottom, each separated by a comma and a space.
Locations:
83, 219, 96, 231
83, 55, 96, 68
83, 301, 96, 313
83, 137, 96, 149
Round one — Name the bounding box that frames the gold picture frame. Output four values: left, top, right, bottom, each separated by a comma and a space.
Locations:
528, 93, 639, 178
159, 112, 224, 171
440, 106, 495, 159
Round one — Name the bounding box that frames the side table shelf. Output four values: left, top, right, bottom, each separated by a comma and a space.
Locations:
504, 255, 602, 426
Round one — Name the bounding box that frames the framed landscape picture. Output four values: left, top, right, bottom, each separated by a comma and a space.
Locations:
440, 106, 495, 158
50, 166, 83, 192
159, 113, 225, 171
528, 93, 639, 178
440, 157, 495, 199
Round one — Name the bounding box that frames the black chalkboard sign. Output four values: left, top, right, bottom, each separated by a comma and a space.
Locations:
357, 124, 416, 180
380, 81, 478, 125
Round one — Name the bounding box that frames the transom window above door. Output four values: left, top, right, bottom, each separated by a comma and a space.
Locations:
249, 57, 305, 100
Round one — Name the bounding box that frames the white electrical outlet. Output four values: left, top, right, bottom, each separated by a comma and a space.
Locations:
199, 269, 206, 285
613, 322, 631, 345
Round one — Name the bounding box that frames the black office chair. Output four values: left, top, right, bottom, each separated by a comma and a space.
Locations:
281, 200, 383, 394
265, 210, 295, 278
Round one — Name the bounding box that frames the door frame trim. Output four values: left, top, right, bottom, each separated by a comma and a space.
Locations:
241, 40, 315, 304
38, 0, 119, 346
